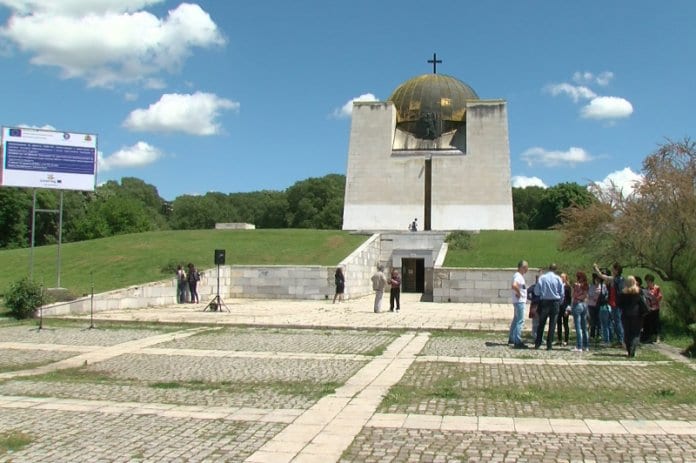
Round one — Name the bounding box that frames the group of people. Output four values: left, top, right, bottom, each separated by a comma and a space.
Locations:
509, 260, 662, 358
371, 265, 402, 313
333, 265, 403, 313
176, 263, 201, 304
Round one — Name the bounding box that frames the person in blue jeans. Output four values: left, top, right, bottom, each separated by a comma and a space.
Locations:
571, 271, 590, 352
594, 262, 625, 347
508, 260, 529, 348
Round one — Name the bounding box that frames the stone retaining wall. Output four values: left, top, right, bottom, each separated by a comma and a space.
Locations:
433, 267, 536, 304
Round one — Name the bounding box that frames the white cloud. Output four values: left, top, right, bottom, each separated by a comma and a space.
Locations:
0, 2, 225, 87
580, 96, 634, 120
123, 91, 239, 135
332, 93, 378, 118
546, 72, 633, 122
545, 83, 596, 102
18, 123, 56, 130
572, 71, 614, 87
511, 175, 548, 188
0, 0, 164, 15
594, 167, 643, 196
521, 146, 593, 167
97, 141, 163, 172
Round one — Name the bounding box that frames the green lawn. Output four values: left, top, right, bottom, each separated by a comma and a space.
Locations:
444, 230, 589, 271
0, 229, 368, 297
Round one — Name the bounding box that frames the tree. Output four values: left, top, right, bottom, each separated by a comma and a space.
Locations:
512, 186, 545, 230
0, 187, 31, 249
285, 174, 345, 229
533, 182, 595, 230
559, 139, 696, 350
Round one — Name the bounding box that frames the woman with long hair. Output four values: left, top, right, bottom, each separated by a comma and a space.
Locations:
571, 271, 590, 352
618, 276, 648, 358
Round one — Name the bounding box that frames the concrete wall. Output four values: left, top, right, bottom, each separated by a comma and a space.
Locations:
338, 233, 382, 299
433, 267, 537, 304
42, 267, 227, 316
215, 223, 256, 230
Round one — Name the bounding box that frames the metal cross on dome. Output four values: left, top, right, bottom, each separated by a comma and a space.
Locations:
427, 53, 442, 74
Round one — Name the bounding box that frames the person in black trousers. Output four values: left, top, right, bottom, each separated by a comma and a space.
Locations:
389, 269, 401, 312
618, 275, 648, 358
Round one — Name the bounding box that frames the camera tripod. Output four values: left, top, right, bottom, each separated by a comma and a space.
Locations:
203, 263, 229, 312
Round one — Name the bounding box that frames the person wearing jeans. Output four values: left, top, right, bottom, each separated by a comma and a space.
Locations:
508, 260, 529, 348
571, 271, 590, 351
594, 262, 625, 347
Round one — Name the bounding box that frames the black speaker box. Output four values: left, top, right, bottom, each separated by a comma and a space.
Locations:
214, 249, 226, 265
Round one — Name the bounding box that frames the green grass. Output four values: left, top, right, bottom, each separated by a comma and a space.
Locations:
0, 229, 368, 298
443, 230, 588, 270
0, 430, 33, 455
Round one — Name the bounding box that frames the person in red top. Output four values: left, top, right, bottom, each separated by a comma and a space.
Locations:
641, 274, 663, 343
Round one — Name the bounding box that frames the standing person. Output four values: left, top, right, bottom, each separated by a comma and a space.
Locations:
333, 267, 345, 303
571, 271, 590, 352
618, 276, 649, 358
534, 263, 564, 350
389, 269, 401, 312
371, 265, 387, 313
187, 263, 200, 303
528, 271, 543, 341
587, 273, 603, 341
508, 260, 529, 349
176, 265, 187, 304
410, 218, 418, 232
643, 274, 663, 343
556, 273, 571, 346
593, 262, 625, 348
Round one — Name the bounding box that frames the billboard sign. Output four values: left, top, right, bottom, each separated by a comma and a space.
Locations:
1, 126, 97, 191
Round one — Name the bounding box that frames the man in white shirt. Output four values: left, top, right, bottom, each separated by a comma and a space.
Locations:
509, 260, 529, 348
371, 265, 387, 313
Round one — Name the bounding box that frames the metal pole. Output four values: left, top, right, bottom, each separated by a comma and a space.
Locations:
57, 190, 64, 288
89, 271, 95, 329
30, 189, 37, 280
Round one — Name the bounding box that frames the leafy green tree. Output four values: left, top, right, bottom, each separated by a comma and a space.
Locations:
0, 187, 31, 249
285, 174, 345, 229
533, 182, 595, 230
512, 186, 545, 230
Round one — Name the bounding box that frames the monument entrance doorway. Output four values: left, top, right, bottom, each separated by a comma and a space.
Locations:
401, 258, 424, 293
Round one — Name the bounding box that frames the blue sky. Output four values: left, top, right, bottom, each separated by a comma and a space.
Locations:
1, 0, 694, 200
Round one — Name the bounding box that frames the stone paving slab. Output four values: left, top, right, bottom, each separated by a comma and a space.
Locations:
64, 294, 512, 331
340, 427, 696, 462
153, 328, 397, 355
0, 407, 285, 462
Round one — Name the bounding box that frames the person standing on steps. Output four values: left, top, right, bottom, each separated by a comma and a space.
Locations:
389, 269, 401, 312
371, 264, 387, 313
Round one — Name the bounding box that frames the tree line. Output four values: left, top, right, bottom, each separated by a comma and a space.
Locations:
0, 173, 596, 250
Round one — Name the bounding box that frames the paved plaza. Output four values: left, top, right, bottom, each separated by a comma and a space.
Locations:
0, 294, 694, 462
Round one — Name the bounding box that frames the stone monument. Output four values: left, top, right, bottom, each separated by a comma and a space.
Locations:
342, 54, 514, 231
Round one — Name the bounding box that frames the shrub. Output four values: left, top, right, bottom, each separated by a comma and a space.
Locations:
445, 231, 473, 251
5, 278, 45, 320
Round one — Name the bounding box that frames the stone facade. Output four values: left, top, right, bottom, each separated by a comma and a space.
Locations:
342, 99, 514, 231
